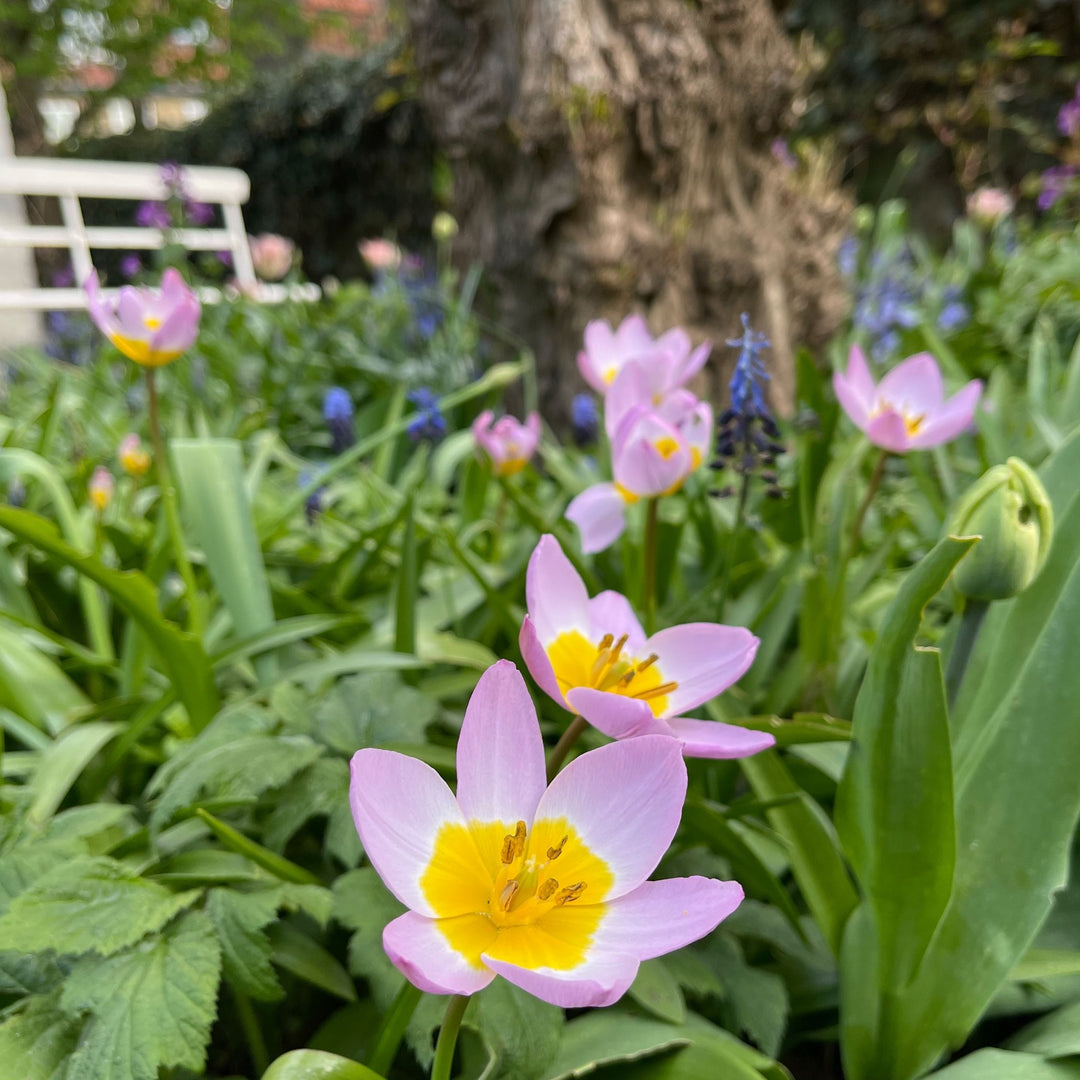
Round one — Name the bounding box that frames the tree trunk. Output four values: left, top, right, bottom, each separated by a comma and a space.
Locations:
405, 0, 850, 420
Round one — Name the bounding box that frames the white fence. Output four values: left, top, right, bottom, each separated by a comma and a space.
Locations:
0, 157, 318, 310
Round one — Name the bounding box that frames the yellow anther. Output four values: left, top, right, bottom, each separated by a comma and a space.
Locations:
637, 654, 659, 672
617, 669, 636, 688
633, 680, 678, 702
546, 835, 568, 860
499, 880, 520, 911
537, 878, 559, 901
556, 882, 587, 905
501, 820, 527, 864
597, 633, 614, 653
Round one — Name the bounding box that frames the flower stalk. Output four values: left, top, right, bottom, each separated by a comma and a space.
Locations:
642, 497, 660, 635
851, 448, 889, 552
431, 994, 470, 1080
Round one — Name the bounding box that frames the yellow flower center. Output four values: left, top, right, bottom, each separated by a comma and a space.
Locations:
654, 436, 680, 459
546, 630, 676, 717
603, 368, 617, 384
422, 817, 613, 970
872, 400, 924, 438
144, 316, 162, 330
107, 331, 184, 368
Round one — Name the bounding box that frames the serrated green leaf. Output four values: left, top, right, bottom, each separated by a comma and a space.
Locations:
0, 991, 82, 1080
261, 1048, 386, 1080
264, 757, 350, 854
314, 671, 437, 756
0, 856, 200, 957
60, 909, 222, 1080
332, 868, 406, 1010
540, 1011, 691, 1080
207, 887, 284, 1002
466, 979, 562, 1080
705, 935, 788, 1057
628, 959, 687, 1024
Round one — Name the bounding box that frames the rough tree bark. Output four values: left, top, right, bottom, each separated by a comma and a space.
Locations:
405, 0, 850, 420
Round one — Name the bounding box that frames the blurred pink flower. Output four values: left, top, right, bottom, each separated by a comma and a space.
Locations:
567, 394, 712, 553
89, 467, 114, 512
86, 269, 201, 368
359, 238, 403, 271
118, 434, 151, 477
472, 411, 542, 477
966, 187, 1014, 224
833, 345, 982, 453
249, 233, 295, 281
577, 316, 710, 397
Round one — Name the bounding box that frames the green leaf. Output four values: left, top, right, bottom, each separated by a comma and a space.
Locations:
393, 495, 418, 655
740, 748, 856, 957
268, 922, 357, 1002
26, 721, 122, 825
172, 439, 279, 682
0, 991, 82, 1080
0, 623, 91, 735
926, 1050, 1080, 1079
333, 868, 406, 1010
705, 935, 788, 1057
196, 808, 323, 885
837, 537, 971, 990
540, 1011, 691, 1080
1010, 949, 1080, 982
0, 856, 200, 957
0, 507, 219, 730
261, 1049, 386, 1080
1007, 1000, 1080, 1057
313, 671, 437, 756
207, 886, 284, 1001
628, 959, 687, 1025
60, 909, 222, 1080
263, 757, 352, 856
466, 979, 563, 1080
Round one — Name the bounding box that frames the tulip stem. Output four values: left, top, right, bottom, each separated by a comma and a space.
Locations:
145, 369, 202, 636
547, 716, 588, 781
851, 449, 889, 553
945, 599, 989, 708
431, 993, 470, 1080
643, 497, 660, 635
367, 981, 423, 1075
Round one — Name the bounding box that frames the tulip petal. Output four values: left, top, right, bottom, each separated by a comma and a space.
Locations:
614, 414, 691, 496
834, 371, 871, 430
533, 734, 686, 899
877, 352, 944, 413
85, 271, 119, 339
616, 314, 654, 354
349, 749, 469, 917
482, 949, 639, 1008
605, 363, 652, 437
645, 623, 759, 715
909, 380, 983, 448
587, 591, 647, 652
456, 661, 547, 826
115, 286, 151, 339
519, 615, 569, 708
383, 912, 496, 996
577, 350, 608, 394
566, 484, 628, 554
675, 341, 712, 385
566, 687, 673, 741
846, 344, 877, 404
525, 535, 590, 643
865, 409, 913, 453
664, 717, 776, 759
150, 295, 200, 358
595, 877, 743, 959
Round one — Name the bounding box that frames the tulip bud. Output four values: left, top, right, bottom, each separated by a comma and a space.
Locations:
950, 457, 1053, 601
432, 211, 459, 243
89, 467, 114, 513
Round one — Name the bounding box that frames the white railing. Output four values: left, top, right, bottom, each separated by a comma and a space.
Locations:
0, 157, 319, 309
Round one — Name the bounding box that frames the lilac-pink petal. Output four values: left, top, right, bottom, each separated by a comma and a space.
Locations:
534, 734, 686, 900
833, 371, 871, 430
665, 717, 776, 759
845, 344, 877, 404
349, 748, 467, 917
566, 483, 628, 554
675, 341, 712, 385
615, 314, 653, 354
586, 590, 647, 651
865, 410, 913, 453
645, 623, 759, 715
150, 294, 200, 354
910, 380, 983, 448
115, 286, 150, 338
482, 949, 639, 1008
85, 271, 118, 338
566, 687, 673, 740
605, 362, 652, 437
654, 326, 691, 360
519, 615, 568, 708
383, 912, 495, 996
525, 535, 590, 643
877, 352, 945, 414
456, 661, 546, 825
594, 877, 744, 959
614, 416, 691, 496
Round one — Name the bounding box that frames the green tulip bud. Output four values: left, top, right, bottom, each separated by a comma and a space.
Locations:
950, 457, 1053, 601
432, 211, 459, 243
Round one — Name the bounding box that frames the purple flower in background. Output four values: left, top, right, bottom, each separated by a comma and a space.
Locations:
185, 200, 214, 227
571, 393, 599, 447
848, 241, 924, 361
323, 387, 355, 454
120, 254, 142, 279
135, 201, 173, 230
771, 138, 797, 169
52, 264, 75, 288
838, 236, 858, 278
160, 161, 187, 198
938, 286, 970, 333
1038, 165, 1079, 211
216, 250, 233, 269
1057, 84, 1080, 138
406, 387, 447, 443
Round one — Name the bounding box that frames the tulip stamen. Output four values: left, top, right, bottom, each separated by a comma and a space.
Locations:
546, 835, 568, 860
556, 882, 587, 905
636, 654, 659, 672
632, 680, 678, 702
500, 820, 527, 864
499, 880, 520, 911
537, 878, 559, 901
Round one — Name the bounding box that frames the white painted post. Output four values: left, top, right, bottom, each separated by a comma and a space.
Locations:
0, 80, 42, 349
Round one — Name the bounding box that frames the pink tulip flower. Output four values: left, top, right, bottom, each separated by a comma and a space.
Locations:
88, 467, 114, 512
567, 396, 713, 554
472, 411, 542, 477
86, 269, 201, 368
350, 660, 744, 1006
519, 536, 774, 760
578, 315, 710, 396
118, 434, 151, 477
833, 346, 982, 453
358, 238, 403, 271
248, 233, 295, 281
